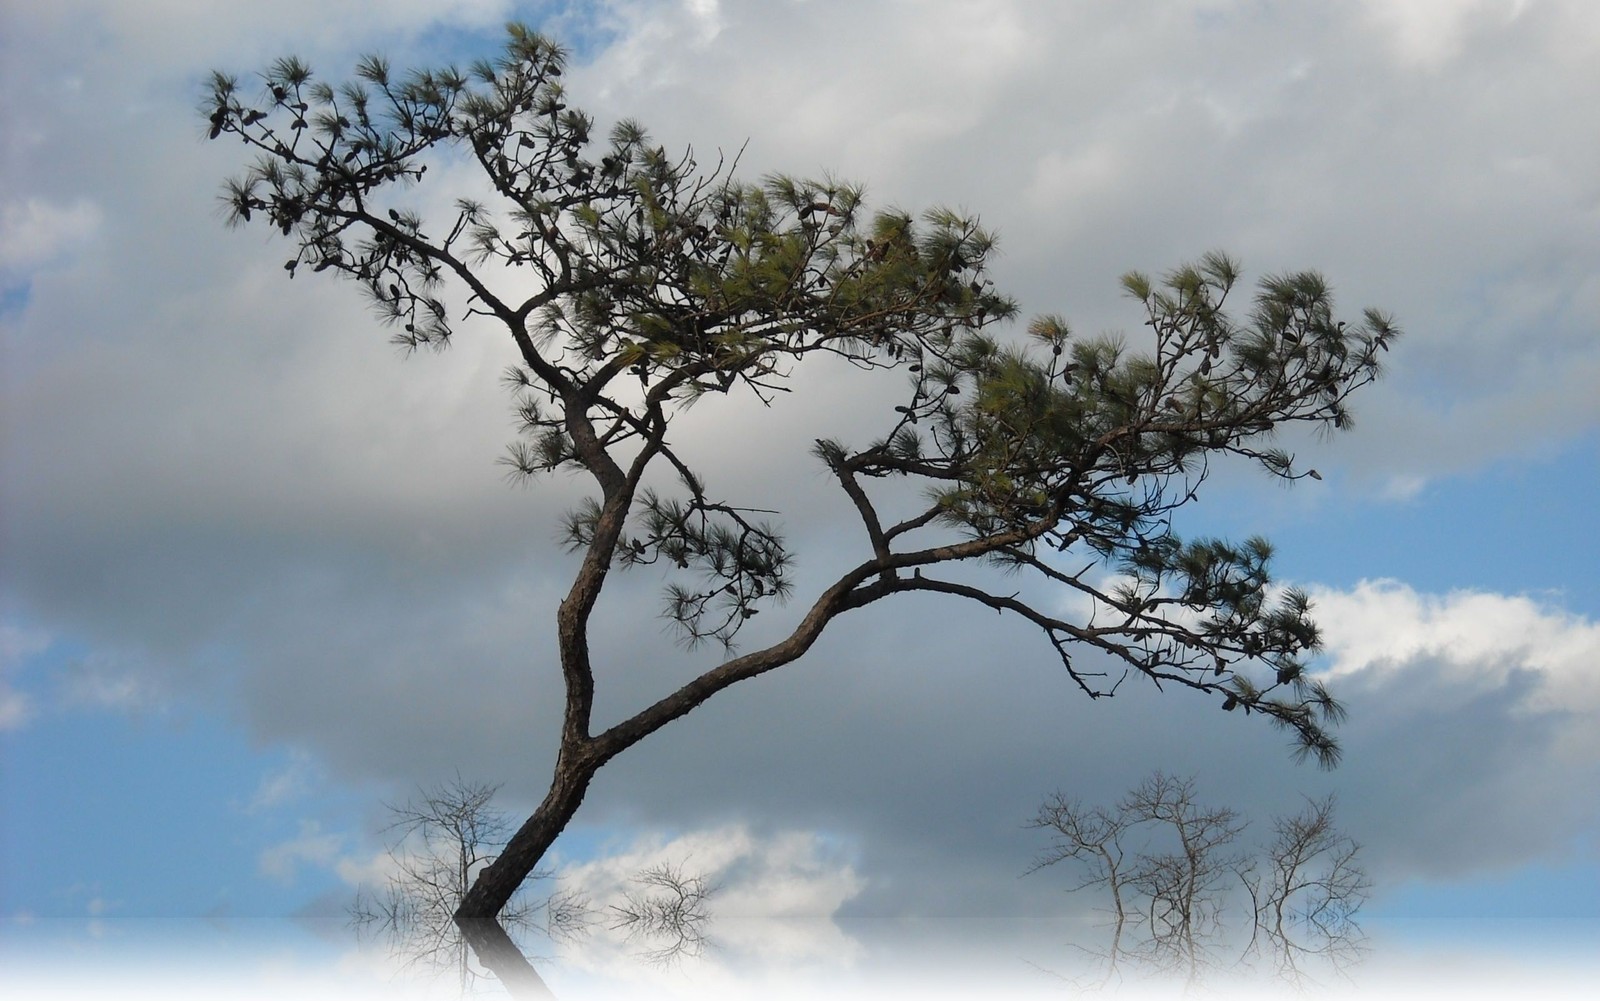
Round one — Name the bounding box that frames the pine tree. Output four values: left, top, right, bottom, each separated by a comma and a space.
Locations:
205, 24, 1397, 923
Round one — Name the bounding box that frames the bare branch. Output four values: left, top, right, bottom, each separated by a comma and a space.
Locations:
1028, 773, 1369, 989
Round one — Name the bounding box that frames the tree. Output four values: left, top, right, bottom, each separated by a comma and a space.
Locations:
347, 776, 564, 995
1121, 773, 1248, 984
605, 862, 719, 967
1030, 773, 1368, 989
205, 24, 1397, 924
1024, 794, 1137, 987
348, 775, 716, 994
1252, 794, 1369, 983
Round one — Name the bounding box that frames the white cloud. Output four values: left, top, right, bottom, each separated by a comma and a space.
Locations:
681, 0, 724, 42
1313, 579, 1600, 721
556, 824, 862, 918
259, 820, 346, 884
57, 885, 121, 940
1024, 142, 1125, 214
1358, 0, 1535, 69
333, 846, 404, 891
1290, 579, 1600, 880
0, 197, 101, 274
0, 624, 48, 665
0, 624, 47, 731
1378, 473, 1428, 503
554, 825, 863, 962
56, 653, 168, 713
302, 819, 864, 986
243, 749, 320, 814
0, 688, 30, 731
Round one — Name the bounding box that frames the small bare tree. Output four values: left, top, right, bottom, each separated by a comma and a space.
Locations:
348, 776, 566, 994
606, 861, 719, 967
1030, 772, 1367, 990
1029, 798, 1136, 988
1121, 773, 1248, 986
1253, 795, 1369, 983
351, 776, 720, 992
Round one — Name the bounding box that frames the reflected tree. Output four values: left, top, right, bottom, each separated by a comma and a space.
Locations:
348, 776, 551, 994
607, 862, 719, 966
1027, 797, 1137, 989
1031, 772, 1367, 990
1250, 794, 1369, 984
350, 776, 717, 995
1122, 773, 1248, 986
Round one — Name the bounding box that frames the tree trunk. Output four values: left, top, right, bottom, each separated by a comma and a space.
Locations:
454, 748, 598, 921
457, 917, 554, 998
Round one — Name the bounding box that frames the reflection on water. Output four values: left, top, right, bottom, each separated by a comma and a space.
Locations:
351, 853, 717, 995
456, 918, 552, 998
1026, 777, 1371, 993
3, 913, 1596, 999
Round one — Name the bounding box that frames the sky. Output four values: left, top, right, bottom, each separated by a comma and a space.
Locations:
2, 0, 1598, 993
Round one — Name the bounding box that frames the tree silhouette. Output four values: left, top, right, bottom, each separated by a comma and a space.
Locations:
347, 777, 551, 994
349, 776, 715, 995
1252, 794, 1369, 983
1031, 773, 1368, 990
206, 24, 1397, 923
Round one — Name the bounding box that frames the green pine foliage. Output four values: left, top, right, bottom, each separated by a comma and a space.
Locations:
209, 24, 1396, 770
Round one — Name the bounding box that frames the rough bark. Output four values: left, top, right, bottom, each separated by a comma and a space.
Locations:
455, 748, 598, 921
456, 917, 554, 998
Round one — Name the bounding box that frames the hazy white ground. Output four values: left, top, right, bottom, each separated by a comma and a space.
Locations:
3, 912, 1596, 1000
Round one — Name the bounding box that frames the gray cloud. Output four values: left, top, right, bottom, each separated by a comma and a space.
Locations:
542, 571, 1600, 916
568, 0, 1600, 483
3, 0, 1598, 923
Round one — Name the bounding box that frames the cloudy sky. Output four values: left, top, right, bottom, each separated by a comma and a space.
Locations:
3, 0, 1598, 991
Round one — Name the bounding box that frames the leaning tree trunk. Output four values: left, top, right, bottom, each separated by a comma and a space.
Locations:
455, 748, 599, 921
452, 554, 864, 922
455, 504, 617, 923
456, 917, 555, 998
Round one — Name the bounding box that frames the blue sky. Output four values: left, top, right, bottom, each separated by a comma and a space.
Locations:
3, 0, 1599, 992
